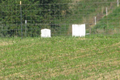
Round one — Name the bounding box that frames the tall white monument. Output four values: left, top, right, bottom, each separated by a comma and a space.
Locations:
72, 24, 86, 37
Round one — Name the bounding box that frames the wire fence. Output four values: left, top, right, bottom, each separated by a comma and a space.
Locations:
0, 0, 120, 38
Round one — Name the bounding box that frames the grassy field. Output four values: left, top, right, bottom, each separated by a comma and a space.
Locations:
0, 35, 120, 80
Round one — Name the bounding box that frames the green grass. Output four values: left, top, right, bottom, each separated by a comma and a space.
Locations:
0, 35, 120, 80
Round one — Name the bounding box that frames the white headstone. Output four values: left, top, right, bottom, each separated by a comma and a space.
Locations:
72, 24, 86, 37
41, 28, 51, 38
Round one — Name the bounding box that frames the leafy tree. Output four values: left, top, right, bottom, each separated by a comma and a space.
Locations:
0, 0, 70, 37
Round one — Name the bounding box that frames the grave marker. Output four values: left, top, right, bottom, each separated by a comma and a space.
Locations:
41, 28, 51, 38
72, 24, 86, 37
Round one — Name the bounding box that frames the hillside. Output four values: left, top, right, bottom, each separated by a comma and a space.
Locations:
92, 6, 120, 34
56, 0, 117, 35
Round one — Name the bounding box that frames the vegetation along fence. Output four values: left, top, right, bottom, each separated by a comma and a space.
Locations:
0, 0, 120, 37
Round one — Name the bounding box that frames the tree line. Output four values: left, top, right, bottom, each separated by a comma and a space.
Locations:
0, 0, 71, 37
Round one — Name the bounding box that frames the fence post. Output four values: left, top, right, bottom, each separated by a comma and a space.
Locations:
20, 1, 23, 39
25, 20, 27, 37
117, 0, 119, 7
95, 16, 96, 25
106, 7, 108, 16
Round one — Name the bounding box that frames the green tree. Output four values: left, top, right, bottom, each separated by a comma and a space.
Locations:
0, 0, 70, 37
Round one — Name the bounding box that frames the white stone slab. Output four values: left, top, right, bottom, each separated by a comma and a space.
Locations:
72, 24, 86, 37
41, 28, 51, 38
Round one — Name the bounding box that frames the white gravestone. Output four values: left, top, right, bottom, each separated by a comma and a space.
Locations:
41, 28, 51, 38
72, 24, 86, 37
